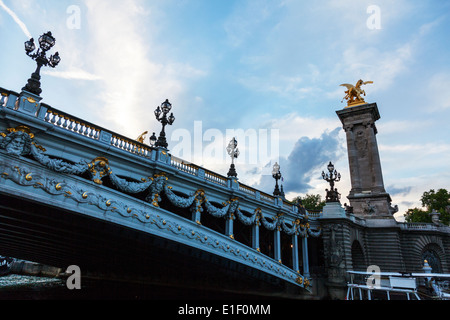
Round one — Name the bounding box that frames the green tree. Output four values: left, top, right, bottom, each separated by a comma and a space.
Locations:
404, 188, 450, 225
421, 189, 450, 211
292, 193, 326, 211
404, 207, 431, 223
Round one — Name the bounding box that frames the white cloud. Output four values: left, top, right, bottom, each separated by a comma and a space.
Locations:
379, 143, 450, 156
335, 43, 412, 92
81, 0, 206, 138
42, 68, 102, 81
376, 120, 434, 135
261, 113, 343, 143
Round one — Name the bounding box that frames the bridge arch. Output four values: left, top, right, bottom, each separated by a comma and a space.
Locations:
421, 243, 443, 273
410, 235, 447, 273
351, 240, 366, 271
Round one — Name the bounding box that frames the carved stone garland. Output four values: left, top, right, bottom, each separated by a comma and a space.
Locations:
0, 125, 322, 238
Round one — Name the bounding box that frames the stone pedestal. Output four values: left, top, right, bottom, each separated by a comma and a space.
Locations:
336, 103, 393, 218
322, 202, 346, 218
17, 90, 42, 116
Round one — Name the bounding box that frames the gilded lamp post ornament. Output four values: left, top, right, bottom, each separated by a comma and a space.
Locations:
322, 161, 341, 203
226, 137, 239, 177
154, 99, 175, 148
22, 31, 61, 96
340, 79, 373, 107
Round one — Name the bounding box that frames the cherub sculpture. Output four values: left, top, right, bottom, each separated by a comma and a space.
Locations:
136, 131, 148, 144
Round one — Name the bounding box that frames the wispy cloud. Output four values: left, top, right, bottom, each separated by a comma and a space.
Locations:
42, 68, 102, 81
0, 0, 32, 38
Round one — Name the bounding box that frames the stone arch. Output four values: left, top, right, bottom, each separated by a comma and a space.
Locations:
411, 235, 446, 273
422, 244, 443, 273
351, 240, 366, 271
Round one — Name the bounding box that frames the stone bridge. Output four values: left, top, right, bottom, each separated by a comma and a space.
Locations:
0, 87, 321, 298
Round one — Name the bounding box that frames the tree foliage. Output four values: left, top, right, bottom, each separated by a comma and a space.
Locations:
292, 193, 326, 211
404, 188, 450, 225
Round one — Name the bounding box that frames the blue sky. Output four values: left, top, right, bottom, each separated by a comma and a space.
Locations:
1, 0, 450, 221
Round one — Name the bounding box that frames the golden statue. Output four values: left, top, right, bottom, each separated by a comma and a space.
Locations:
136, 131, 148, 143
340, 80, 373, 107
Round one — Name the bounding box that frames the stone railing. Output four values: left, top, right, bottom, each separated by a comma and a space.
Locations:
239, 183, 257, 197
260, 192, 276, 205
0, 87, 19, 109
307, 210, 322, 218
204, 170, 228, 186
41, 104, 154, 158
400, 222, 450, 232
170, 156, 198, 176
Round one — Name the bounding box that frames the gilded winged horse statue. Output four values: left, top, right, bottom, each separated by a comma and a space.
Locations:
340, 80, 373, 107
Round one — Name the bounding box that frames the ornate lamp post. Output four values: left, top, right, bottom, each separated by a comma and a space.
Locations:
322, 161, 341, 202
22, 31, 61, 96
226, 137, 239, 177
272, 162, 282, 196
154, 99, 175, 148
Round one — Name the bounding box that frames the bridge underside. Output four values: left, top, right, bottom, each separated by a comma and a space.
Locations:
0, 194, 308, 299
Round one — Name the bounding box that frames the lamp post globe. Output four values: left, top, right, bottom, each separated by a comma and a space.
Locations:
38, 31, 56, 51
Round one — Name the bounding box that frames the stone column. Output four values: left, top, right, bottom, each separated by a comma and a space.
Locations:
274, 227, 281, 263
252, 223, 260, 251
336, 103, 393, 218
302, 235, 310, 277
292, 234, 299, 273
344, 124, 362, 195
225, 213, 234, 239
322, 223, 347, 299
